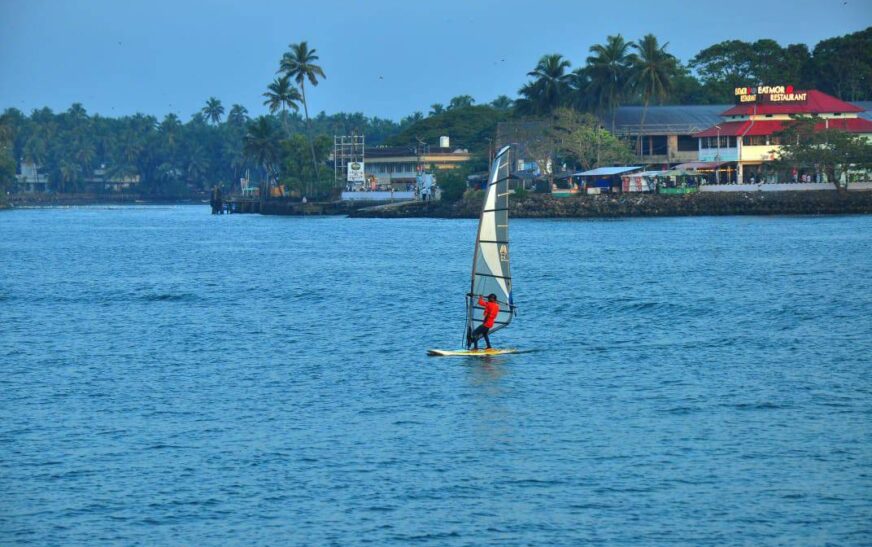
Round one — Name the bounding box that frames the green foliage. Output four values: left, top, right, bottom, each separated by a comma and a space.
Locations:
548, 108, 635, 170
512, 187, 528, 200
386, 105, 510, 153
263, 76, 302, 127
448, 95, 475, 110
516, 54, 573, 116
1, 102, 415, 198
0, 111, 17, 193
202, 97, 225, 125
433, 168, 465, 202
279, 134, 333, 198
810, 27, 872, 101
463, 188, 484, 202
584, 34, 633, 127
631, 34, 679, 107
690, 38, 822, 102
771, 116, 872, 187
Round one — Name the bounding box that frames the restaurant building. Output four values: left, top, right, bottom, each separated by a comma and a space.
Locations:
361, 138, 471, 190
694, 87, 872, 183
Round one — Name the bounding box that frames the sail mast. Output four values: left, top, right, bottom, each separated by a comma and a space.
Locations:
464, 146, 514, 344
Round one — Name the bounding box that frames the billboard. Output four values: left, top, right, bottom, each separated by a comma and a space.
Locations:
734, 85, 808, 104
347, 161, 365, 182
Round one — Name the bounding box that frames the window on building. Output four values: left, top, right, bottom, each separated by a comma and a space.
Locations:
641, 135, 668, 156
677, 135, 698, 151
743, 135, 767, 146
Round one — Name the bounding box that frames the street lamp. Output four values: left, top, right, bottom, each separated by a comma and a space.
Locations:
714, 124, 722, 184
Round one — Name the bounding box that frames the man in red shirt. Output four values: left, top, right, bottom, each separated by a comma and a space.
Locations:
467, 293, 499, 350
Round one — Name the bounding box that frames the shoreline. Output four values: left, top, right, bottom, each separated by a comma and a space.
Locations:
5, 193, 204, 208
6, 190, 872, 218
350, 190, 872, 219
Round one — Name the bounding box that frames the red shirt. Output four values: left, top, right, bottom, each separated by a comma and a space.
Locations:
478, 296, 499, 328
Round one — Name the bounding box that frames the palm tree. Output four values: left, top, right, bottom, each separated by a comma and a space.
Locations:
263, 75, 301, 136
519, 54, 572, 115
400, 112, 424, 126
278, 41, 326, 189
429, 103, 445, 116
201, 97, 225, 125
227, 104, 249, 127
630, 34, 678, 154
490, 95, 514, 111
243, 116, 280, 197
586, 35, 633, 130
185, 144, 210, 189
159, 113, 182, 149
568, 68, 594, 111
448, 95, 475, 110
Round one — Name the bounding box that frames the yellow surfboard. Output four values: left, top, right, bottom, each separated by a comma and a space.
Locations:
426, 348, 525, 357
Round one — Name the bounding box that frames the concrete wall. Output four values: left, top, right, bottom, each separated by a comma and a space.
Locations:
341, 191, 416, 201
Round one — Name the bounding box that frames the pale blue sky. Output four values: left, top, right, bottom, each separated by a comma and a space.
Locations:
1, 0, 869, 121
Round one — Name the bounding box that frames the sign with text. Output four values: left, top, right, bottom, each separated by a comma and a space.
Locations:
734, 85, 807, 104
346, 161, 365, 182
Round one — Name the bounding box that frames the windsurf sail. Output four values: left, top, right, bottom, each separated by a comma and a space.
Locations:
465, 145, 515, 345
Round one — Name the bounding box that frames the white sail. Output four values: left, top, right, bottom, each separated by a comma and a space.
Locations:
466, 146, 515, 343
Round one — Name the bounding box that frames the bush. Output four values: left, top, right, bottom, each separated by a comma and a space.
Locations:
436, 169, 468, 202
463, 188, 484, 202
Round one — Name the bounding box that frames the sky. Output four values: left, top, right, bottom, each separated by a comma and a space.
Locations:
1, 0, 869, 122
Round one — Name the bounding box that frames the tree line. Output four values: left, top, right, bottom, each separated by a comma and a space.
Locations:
512, 27, 872, 124
1, 27, 869, 198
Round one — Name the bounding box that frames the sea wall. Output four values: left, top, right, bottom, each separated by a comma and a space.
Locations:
7, 193, 197, 206
349, 190, 872, 219
259, 199, 372, 216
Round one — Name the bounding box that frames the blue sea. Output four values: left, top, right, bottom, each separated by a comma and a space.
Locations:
1, 206, 870, 545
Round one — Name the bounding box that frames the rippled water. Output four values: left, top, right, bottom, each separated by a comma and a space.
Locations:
1, 206, 870, 545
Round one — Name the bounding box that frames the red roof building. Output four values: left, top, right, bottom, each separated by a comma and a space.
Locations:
693, 89, 872, 184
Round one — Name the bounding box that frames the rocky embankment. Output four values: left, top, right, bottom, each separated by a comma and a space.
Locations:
349, 191, 872, 219
259, 200, 370, 216
7, 193, 199, 207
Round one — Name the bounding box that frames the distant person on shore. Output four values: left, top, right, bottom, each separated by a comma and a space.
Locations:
467, 293, 499, 350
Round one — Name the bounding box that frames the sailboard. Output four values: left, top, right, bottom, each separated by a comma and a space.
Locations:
428, 145, 518, 357
427, 348, 525, 357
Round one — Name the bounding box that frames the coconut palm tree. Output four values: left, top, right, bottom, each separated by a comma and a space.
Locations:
227, 104, 249, 127
519, 54, 572, 115
429, 103, 445, 116
490, 95, 514, 111
243, 116, 280, 197
263, 75, 302, 136
586, 35, 633, 131
278, 41, 326, 188
448, 95, 475, 110
201, 97, 225, 125
630, 34, 678, 153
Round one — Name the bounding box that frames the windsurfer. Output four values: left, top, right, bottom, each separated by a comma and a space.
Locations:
467, 293, 499, 350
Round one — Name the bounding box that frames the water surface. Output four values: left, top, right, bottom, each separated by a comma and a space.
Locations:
1, 207, 870, 544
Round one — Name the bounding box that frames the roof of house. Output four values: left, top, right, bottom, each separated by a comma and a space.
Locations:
577, 166, 644, 176
364, 146, 470, 159
719, 90, 864, 116
607, 105, 727, 135
694, 117, 872, 137
675, 161, 730, 170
